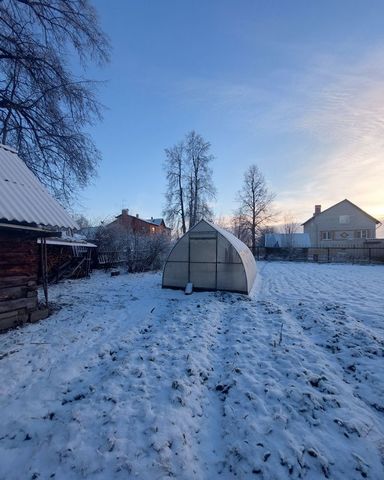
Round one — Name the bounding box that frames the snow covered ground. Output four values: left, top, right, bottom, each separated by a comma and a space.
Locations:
1, 262, 383, 480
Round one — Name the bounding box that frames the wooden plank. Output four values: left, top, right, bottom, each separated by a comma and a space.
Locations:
29, 308, 49, 323
0, 297, 37, 314
0, 265, 38, 277
0, 276, 36, 287
0, 311, 28, 331
0, 286, 28, 301
0, 315, 20, 331
0, 310, 18, 321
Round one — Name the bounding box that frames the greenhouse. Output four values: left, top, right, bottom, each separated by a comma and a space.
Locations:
162, 219, 256, 294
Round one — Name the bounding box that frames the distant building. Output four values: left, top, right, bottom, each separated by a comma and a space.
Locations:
265, 233, 311, 248
302, 199, 381, 247
107, 209, 171, 236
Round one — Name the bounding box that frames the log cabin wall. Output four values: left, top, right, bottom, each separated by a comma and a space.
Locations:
0, 230, 41, 331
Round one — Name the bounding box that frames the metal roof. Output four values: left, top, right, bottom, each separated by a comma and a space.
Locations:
37, 238, 96, 248
0, 144, 78, 229
145, 218, 166, 226
265, 233, 311, 248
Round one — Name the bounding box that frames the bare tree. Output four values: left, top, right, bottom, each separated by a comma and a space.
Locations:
163, 142, 187, 234
236, 164, 275, 254
232, 212, 250, 244
95, 224, 170, 272
214, 215, 232, 230
0, 0, 110, 203
282, 213, 300, 249
163, 131, 216, 235
72, 213, 91, 230
185, 131, 216, 228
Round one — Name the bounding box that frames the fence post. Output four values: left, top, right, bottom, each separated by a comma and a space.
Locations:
327, 248, 330, 263
369, 248, 371, 264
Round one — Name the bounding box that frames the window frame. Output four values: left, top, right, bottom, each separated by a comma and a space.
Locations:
339, 215, 350, 224
356, 229, 369, 239
320, 231, 332, 241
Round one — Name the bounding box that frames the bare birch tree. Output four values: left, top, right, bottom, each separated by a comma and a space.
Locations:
185, 131, 216, 228
163, 131, 216, 234
232, 212, 250, 245
0, 0, 110, 203
163, 142, 187, 234
236, 164, 275, 254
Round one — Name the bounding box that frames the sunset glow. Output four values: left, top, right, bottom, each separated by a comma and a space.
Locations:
78, 1, 383, 233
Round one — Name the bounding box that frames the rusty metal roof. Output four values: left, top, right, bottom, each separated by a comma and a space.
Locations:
0, 144, 78, 229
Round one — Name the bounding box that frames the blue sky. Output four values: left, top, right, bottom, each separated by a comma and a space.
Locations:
77, 0, 384, 229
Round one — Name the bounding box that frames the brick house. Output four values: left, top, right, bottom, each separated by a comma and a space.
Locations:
108, 209, 171, 236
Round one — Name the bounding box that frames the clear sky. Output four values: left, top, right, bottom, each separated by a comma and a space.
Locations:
77, 0, 384, 230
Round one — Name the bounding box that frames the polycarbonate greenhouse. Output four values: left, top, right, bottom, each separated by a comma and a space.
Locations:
162, 220, 257, 294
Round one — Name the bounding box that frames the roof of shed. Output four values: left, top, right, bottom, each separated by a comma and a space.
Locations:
0, 144, 78, 230
37, 238, 96, 248
265, 233, 311, 248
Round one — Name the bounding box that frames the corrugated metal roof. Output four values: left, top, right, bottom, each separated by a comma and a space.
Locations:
0, 144, 78, 229
37, 238, 96, 248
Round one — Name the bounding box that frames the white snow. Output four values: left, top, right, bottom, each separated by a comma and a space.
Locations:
0, 262, 383, 479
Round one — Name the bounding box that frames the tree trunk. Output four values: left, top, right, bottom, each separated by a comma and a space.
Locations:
178, 161, 186, 234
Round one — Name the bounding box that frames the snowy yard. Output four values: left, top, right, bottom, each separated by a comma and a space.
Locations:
1, 262, 384, 480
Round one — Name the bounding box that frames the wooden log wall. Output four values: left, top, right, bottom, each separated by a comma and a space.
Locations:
0, 230, 43, 331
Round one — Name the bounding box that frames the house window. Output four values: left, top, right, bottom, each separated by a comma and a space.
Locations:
151, 226, 155, 233
339, 215, 350, 224
356, 230, 369, 239
320, 231, 332, 240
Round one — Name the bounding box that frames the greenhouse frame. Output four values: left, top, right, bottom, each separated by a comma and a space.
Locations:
162, 220, 256, 294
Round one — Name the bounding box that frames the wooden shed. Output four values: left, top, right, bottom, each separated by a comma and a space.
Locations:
0, 224, 53, 330
0, 144, 78, 331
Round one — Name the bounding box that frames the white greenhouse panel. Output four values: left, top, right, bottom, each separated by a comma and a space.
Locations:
168, 235, 189, 262
190, 238, 216, 263
217, 238, 241, 264
190, 263, 216, 289
163, 262, 188, 288
191, 222, 215, 233
217, 263, 247, 293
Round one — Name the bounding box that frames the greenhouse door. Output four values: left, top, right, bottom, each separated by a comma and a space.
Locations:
189, 231, 217, 290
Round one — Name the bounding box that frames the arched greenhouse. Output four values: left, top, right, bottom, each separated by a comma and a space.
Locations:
162, 220, 256, 294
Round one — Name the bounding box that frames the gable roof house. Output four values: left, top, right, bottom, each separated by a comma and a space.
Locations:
108, 209, 171, 236
302, 199, 381, 247
0, 144, 78, 331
